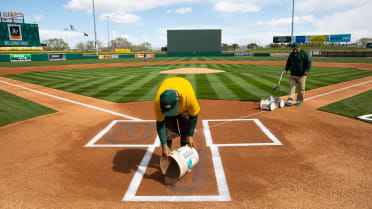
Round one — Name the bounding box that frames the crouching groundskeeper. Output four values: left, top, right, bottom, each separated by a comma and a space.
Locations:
154, 77, 200, 158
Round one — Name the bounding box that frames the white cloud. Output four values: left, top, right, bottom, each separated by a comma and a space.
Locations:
167, 9, 173, 14
313, 2, 372, 42
267, 15, 316, 26
297, 0, 370, 13
64, 0, 199, 13
213, 0, 260, 13
99, 12, 140, 23
175, 7, 192, 14
39, 29, 83, 45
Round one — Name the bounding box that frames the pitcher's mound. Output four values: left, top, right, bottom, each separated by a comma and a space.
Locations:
160, 68, 225, 74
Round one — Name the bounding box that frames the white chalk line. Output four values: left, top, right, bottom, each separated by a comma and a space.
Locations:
358, 114, 372, 121
3, 78, 371, 202
84, 120, 159, 147
0, 79, 230, 201
304, 79, 372, 101
0, 80, 142, 121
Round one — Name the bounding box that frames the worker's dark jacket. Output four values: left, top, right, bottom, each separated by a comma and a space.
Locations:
285, 49, 312, 76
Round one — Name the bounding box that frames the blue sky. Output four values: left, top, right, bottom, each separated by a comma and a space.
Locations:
3, 0, 372, 49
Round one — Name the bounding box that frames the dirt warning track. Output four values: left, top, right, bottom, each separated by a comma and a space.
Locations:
0, 62, 371, 208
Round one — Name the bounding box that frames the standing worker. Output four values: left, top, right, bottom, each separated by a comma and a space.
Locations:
283, 42, 312, 106
144, 53, 147, 62
154, 77, 200, 158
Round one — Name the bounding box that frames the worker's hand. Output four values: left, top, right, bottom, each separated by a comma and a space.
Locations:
283, 70, 288, 75
162, 145, 170, 157
188, 136, 198, 149
304, 71, 308, 76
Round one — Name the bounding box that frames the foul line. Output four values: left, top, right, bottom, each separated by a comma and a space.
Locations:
305, 79, 372, 101
0, 80, 141, 121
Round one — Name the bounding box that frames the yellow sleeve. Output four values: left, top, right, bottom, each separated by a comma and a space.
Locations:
154, 99, 165, 122
186, 89, 200, 117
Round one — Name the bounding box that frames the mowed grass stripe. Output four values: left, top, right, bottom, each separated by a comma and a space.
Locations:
237, 73, 281, 97
223, 73, 266, 100
311, 69, 362, 78
135, 74, 174, 101
102, 73, 158, 102
206, 74, 240, 100
121, 74, 169, 102
0, 89, 57, 127
3, 64, 372, 103
215, 73, 254, 100
91, 74, 145, 100
194, 74, 218, 99
79, 76, 129, 96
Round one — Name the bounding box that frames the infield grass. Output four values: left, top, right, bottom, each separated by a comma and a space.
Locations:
3, 64, 372, 103
0, 89, 56, 127
318, 90, 372, 124
1, 56, 372, 68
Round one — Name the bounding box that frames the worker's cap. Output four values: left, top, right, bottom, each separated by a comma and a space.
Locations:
291, 42, 299, 49
160, 89, 179, 117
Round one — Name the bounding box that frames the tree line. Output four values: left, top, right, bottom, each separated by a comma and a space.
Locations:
41, 37, 152, 52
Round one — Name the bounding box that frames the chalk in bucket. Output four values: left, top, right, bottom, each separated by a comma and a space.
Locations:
164, 145, 199, 179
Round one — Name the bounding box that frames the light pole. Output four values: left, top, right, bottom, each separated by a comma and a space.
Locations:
64, 28, 70, 50
92, 0, 98, 55
291, 0, 295, 43
106, 16, 110, 51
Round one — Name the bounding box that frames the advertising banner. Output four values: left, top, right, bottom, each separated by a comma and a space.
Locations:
10, 54, 31, 62
310, 35, 329, 43
329, 34, 351, 42
294, 36, 306, 43
48, 53, 66, 61
234, 53, 254, 56
0, 22, 40, 47
273, 36, 292, 43
135, 54, 154, 58
98, 54, 119, 59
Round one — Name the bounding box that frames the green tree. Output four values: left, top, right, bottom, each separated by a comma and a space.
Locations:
110, 37, 132, 49
269, 43, 281, 48
132, 42, 152, 51
42, 38, 69, 50
231, 43, 239, 50
247, 43, 258, 49
75, 41, 86, 51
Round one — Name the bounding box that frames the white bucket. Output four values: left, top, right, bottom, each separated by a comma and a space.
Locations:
168, 145, 199, 179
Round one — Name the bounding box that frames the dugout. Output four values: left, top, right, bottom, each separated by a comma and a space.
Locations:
167, 29, 221, 56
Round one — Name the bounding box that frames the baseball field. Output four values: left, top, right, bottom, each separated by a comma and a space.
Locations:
1, 56, 372, 208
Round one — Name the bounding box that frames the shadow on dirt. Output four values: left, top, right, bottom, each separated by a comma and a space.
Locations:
112, 148, 207, 192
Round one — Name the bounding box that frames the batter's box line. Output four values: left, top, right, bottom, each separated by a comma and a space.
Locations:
202, 119, 283, 147
84, 120, 161, 148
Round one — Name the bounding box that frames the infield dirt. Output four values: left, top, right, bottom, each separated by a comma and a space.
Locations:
0, 61, 371, 208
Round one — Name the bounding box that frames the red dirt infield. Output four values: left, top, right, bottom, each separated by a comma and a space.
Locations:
0, 61, 371, 208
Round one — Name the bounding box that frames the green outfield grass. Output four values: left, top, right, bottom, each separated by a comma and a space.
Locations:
0, 89, 56, 127
3, 64, 372, 103
1, 56, 372, 68
318, 89, 372, 124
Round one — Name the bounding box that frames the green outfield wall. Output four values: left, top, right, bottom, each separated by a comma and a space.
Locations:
167, 29, 221, 56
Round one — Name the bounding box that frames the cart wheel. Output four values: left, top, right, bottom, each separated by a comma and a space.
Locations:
259, 100, 263, 109
279, 99, 285, 108
269, 102, 275, 111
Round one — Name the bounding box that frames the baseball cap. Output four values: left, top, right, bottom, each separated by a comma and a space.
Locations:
290, 42, 298, 49
160, 89, 179, 117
